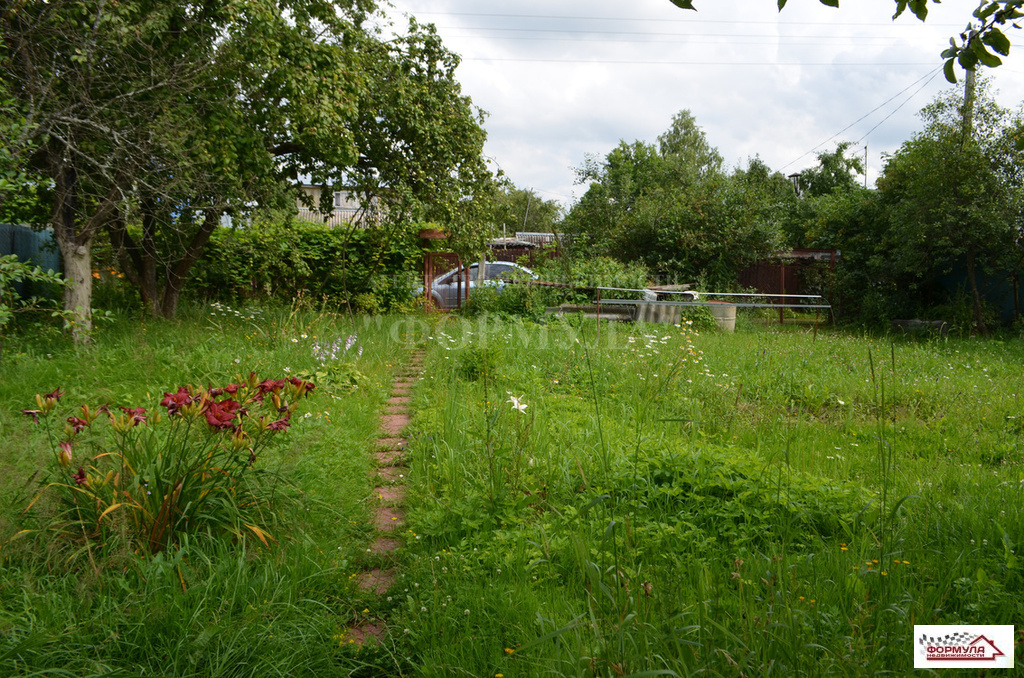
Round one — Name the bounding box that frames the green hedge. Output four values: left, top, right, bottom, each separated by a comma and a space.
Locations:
188, 219, 423, 312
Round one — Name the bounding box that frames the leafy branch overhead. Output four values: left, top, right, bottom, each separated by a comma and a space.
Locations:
669, 0, 1023, 82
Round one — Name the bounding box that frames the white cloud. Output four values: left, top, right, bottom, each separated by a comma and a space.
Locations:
386, 0, 1024, 206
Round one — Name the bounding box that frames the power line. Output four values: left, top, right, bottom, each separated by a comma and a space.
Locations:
463, 57, 935, 67
406, 10, 963, 29
779, 66, 944, 173
435, 25, 918, 40
854, 69, 944, 145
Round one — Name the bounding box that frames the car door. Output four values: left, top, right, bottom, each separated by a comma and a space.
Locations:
444, 264, 476, 309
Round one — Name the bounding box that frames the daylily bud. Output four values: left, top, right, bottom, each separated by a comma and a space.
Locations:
37, 393, 57, 414
81, 404, 100, 424
248, 371, 259, 389
58, 441, 73, 468
231, 429, 249, 450
72, 467, 87, 486
271, 393, 282, 411
109, 414, 129, 433
41, 388, 64, 413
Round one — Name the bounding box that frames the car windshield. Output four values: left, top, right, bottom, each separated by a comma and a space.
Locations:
434, 262, 529, 285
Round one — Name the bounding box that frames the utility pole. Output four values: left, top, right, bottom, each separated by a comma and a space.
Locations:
962, 65, 977, 145
961, 7, 981, 146
864, 145, 868, 188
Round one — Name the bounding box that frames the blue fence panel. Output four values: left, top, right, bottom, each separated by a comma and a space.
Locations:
0, 223, 61, 273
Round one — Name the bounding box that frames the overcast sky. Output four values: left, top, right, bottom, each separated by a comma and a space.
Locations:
379, 0, 1024, 210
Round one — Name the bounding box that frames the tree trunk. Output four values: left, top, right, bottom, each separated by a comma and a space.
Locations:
59, 238, 94, 342
109, 205, 221, 319
158, 208, 221, 318
139, 203, 161, 315
106, 206, 159, 315
52, 159, 93, 343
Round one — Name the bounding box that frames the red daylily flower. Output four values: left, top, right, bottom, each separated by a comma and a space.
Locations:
67, 416, 88, 433
72, 466, 87, 486
288, 377, 316, 396
44, 388, 65, 402
205, 399, 244, 430
208, 384, 239, 397
267, 416, 290, 431
21, 409, 41, 424
160, 387, 194, 415
119, 406, 147, 426
257, 379, 287, 396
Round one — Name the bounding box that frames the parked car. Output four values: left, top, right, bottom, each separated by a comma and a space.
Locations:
420, 261, 535, 310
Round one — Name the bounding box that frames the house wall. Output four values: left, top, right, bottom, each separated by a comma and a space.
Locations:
295, 186, 379, 228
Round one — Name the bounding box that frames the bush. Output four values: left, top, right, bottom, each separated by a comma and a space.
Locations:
188, 217, 422, 311
0, 254, 66, 330
20, 374, 314, 557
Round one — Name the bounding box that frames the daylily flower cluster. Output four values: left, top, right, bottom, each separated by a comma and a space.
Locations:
22, 372, 316, 554
156, 373, 314, 435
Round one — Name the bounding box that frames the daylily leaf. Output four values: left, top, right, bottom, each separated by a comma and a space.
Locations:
669, 0, 696, 8
98, 503, 124, 523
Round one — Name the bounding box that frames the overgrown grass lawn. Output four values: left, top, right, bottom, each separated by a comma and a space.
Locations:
400, 316, 1023, 676
0, 306, 416, 676
1, 311, 1021, 676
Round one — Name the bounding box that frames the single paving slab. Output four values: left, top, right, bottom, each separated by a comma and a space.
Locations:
373, 485, 407, 503
373, 506, 405, 531
373, 449, 405, 466
354, 568, 396, 595
379, 413, 411, 436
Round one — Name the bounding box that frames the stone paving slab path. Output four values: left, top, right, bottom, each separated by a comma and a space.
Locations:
345, 347, 425, 646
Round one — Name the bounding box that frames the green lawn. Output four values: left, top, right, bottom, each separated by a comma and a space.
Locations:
0, 309, 1020, 676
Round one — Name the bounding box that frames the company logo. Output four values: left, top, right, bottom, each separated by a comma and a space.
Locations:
914, 625, 1015, 669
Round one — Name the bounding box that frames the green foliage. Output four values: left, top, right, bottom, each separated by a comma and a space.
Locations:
187, 218, 422, 311
565, 111, 789, 289
491, 183, 563, 235
0, 254, 67, 347
0, 95, 48, 225
345, 18, 493, 257
796, 141, 864, 198
462, 281, 547, 320
402, 319, 1024, 675
0, 308, 408, 676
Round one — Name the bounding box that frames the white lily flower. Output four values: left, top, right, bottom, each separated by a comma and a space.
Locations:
508, 394, 527, 413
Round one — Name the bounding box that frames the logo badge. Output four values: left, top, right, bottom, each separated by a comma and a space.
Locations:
914, 625, 1015, 669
